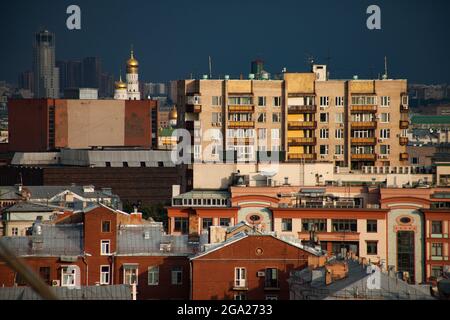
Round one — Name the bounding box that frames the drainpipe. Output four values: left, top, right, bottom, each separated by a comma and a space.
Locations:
111, 253, 115, 285
83, 252, 91, 286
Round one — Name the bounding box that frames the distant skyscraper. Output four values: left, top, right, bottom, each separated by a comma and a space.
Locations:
56, 60, 67, 95
82, 57, 102, 89
33, 30, 59, 98
67, 60, 82, 89
100, 72, 114, 98
18, 70, 34, 93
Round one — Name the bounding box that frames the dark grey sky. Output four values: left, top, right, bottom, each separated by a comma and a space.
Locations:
1, 0, 450, 84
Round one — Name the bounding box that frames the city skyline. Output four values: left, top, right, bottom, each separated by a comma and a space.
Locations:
0, 0, 449, 85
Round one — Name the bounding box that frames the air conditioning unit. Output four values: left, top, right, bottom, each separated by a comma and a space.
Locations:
257, 271, 265, 277
51, 280, 60, 286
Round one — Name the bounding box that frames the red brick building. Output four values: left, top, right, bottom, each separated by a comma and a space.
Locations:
190, 234, 323, 300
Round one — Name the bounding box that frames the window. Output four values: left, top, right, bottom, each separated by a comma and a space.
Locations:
266, 295, 278, 300
258, 96, 266, 106
271, 129, 280, 140
380, 113, 390, 123
265, 268, 279, 288
335, 129, 344, 139
431, 221, 443, 235
273, 96, 281, 107
100, 265, 110, 285
302, 219, 327, 232
367, 220, 378, 233
352, 96, 377, 105
39, 267, 51, 285
148, 266, 159, 286
319, 129, 329, 139
61, 266, 77, 287
335, 96, 344, 106
220, 218, 231, 227
366, 241, 378, 255
101, 240, 111, 255
380, 145, 390, 155
212, 96, 222, 106
212, 112, 222, 124
194, 145, 202, 160
174, 217, 188, 234
140, 162, 146, 167
258, 128, 267, 140
234, 267, 246, 288
105, 162, 111, 167
11, 227, 18, 236
15, 272, 27, 286
123, 266, 138, 285
257, 113, 266, 123
335, 145, 344, 155
202, 218, 213, 230
234, 293, 246, 300
320, 145, 329, 155
335, 113, 344, 123
431, 266, 443, 279
319, 96, 329, 107
102, 221, 111, 233
431, 243, 443, 257
171, 266, 183, 285
381, 96, 390, 107
320, 113, 329, 123
282, 218, 292, 232
380, 129, 390, 139
332, 219, 357, 232
272, 113, 281, 123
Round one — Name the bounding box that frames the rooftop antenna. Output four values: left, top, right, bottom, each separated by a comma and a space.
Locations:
306, 52, 315, 71
208, 56, 212, 79
384, 56, 388, 79
325, 49, 332, 79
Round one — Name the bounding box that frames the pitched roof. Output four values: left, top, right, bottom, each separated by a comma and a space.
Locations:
3, 202, 65, 213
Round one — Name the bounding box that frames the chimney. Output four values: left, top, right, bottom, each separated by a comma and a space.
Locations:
130, 207, 142, 224
172, 185, 181, 198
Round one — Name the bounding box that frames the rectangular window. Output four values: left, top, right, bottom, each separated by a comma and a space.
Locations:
212, 96, 222, 106
220, 218, 231, 227
320, 113, 329, 123
352, 96, 377, 105
61, 266, 77, 287
257, 113, 266, 123
102, 221, 111, 233
174, 217, 189, 234
273, 96, 282, 107
100, 265, 110, 285
380, 145, 390, 155
123, 266, 138, 285
431, 266, 443, 279
335, 129, 344, 139
335, 96, 344, 106
148, 266, 159, 286
211, 112, 222, 124
202, 218, 213, 230
101, 240, 111, 255
367, 220, 377, 233
366, 241, 378, 255
258, 128, 267, 140
302, 219, 327, 232
282, 218, 292, 232
234, 293, 247, 300
380, 113, 390, 123
431, 221, 443, 234
320, 145, 329, 155
265, 268, 279, 288
11, 227, 18, 236
39, 267, 51, 285
320, 129, 329, 139
381, 96, 390, 107
234, 267, 246, 288
171, 266, 183, 285
431, 243, 443, 257
335, 145, 344, 155
320, 96, 329, 107
380, 129, 390, 139
335, 113, 344, 123
272, 113, 281, 123
332, 219, 357, 232
258, 96, 266, 106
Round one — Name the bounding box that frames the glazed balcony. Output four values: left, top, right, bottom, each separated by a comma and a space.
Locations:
400, 153, 409, 161
288, 153, 317, 161
351, 137, 376, 145
228, 121, 255, 129
287, 105, 317, 114
288, 137, 316, 146
350, 105, 377, 113
351, 154, 376, 161
186, 104, 202, 113
228, 105, 255, 113
186, 95, 201, 105
399, 137, 409, 146
400, 120, 409, 129
288, 121, 317, 130
230, 137, 254, 145
351, 122, 377, 129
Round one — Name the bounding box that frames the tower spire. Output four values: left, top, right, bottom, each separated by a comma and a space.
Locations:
131, 44, 134, 59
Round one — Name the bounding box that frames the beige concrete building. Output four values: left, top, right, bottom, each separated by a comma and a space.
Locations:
175, 65, 409, 168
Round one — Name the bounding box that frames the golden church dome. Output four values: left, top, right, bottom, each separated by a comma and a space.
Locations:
169, 106, 178, 121
115, 75, 127, 89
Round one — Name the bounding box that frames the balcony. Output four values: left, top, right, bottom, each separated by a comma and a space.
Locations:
288, 137, 316, 146
228, 105, 254, 113
400, 153, 409, 161
186, 95, 201, 105
351, 122, 377, 129
351, 137, 376, 145
186, 104, 202, 113
350, 105, 377, 113
399, 137, 409, 146
400, 120, 409, 129
288, 153, 317, 161
228, 121, 255, 129
288, 121, 317, 130
400, 104, 409, 113
287, 105, 316, 114
231, 137, 254, 145
351, 154, 376, 161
